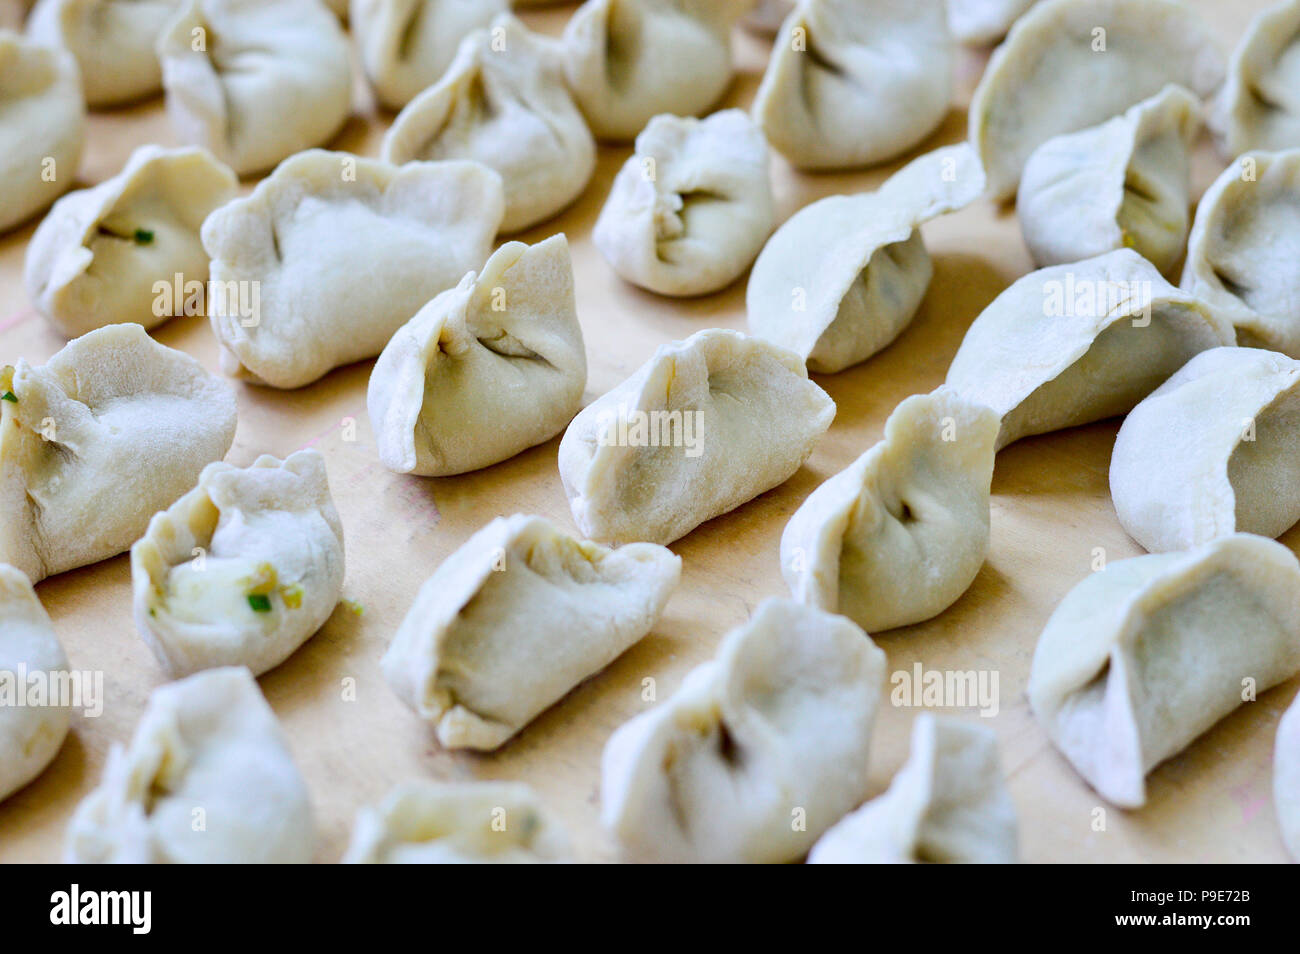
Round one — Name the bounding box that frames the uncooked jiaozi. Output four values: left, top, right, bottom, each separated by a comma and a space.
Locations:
65, 666, 315, 862
0, 30, 83, 233
1181, 149, 1300, 357
24, 145, 237, 338
201, 150, 504, 389
946, 249, 1235, 450
156, 0, 352, 176
1277, 691, 1300, 862
383, 514, 680, 751
753, 0, 953, 170
0, 325, 238, 584
593, 109, 774, 297
344, 781, 572, 863
0, 564, 71, 802
1028, 533, 1300, 808
782, 388, 998, 632
601, 598, 886, 863
132, 450, 344, 678
948, 0, 1037, 45
748, 143, 986, 374
808, 714, 1018, 863
1214, 0, 1300, 156
558, 328, 836, 546
969, 0, 1224, 199
1018, 84, 1201, 276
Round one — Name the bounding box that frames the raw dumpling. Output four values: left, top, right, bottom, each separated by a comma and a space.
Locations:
383, 514, 680, 751
27, 0, 179, 106
1214, 0, 1300, 156
1181, 149, 1300, 357
753, 0, 953, 170
23, 145, 237, 338
969, 0, 1224, 200
0, 31, 83, 233
1277, 691, 1300, 861
562, 0, 750, 142
781, 388, 999, 632
65, 666, 315, 862
946, 249, 1235, 450
1028, 533, 1300, 808
1110, 347, 1300, 553
1018, 84, 1201, 276
132, 450, 345, 678
0, 325, 237, 584
742, 0, 791, 32
558, 328, 836, 546
201, 150, 505, 389
156, 0, 352, 176
748, 143, 986, 374
381, 13, 595, 233
343, 781, 572, 863
808, 714, 1018, 863
948, 0, 1037, 45
368, 236, 586, 477
0, 565, 71, 802
593, 109, 774, 297
601, 598, 886, 863
352, 0, 508, 111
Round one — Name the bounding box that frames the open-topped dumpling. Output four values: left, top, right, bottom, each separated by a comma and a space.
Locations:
1028, 534, 1300, 808
948, 0, 1038, 46
1018, 85, 1201, 275
132, 450, 345, 678
65, 667, 315, 862
201, 150, 504, 389
558, 329, 836, 546
1277, 692, 1300, 861
601, 598, 886, 863
969, 0, 1224, 199
808, 715, 1018, 863
1214, 0, 1300, 155
748, 143, 986, 374
0, 325, 237, 584
383, 514, 680, 751
946, 249, 1235, 450
593, 109, 774, 297
344, 781, 572, 863
782, 388, 999, 632
753, 0, 953, 170
24, 145, 237, 337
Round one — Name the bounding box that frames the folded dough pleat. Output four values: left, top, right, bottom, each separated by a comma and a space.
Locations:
1213, 0, 1300, 155
1277, 692, 1300, 862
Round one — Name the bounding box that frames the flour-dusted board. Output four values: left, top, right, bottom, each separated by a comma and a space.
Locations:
0, 1, 1292, 863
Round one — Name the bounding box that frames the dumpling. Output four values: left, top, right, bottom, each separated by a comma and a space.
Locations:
948, 0, 1037, 45
1181, 149, 1300, 357
748, 143, 986, 374
27, 0, 179, 106
945, 249, 1235, 450
0, 564, 71, 802
201, 150, 504, 389
808, 714, 1018, 863
132, 450, 345, 678
781, 388, 999, 632
1028, 533, 1300, 808
593, 109, 774, 297
343, 781, 572, 863
351, 0, 508, 111
156, 0, 352, 176
601, 598, 886, 863
23, 145, 237, 338
969, 0, 1224, 200
381, 13, 595, 234
0, 30, 83, 233
65, 666, 315, 862
1277, 692, 1300, 861
742, 0, 791, 32
558, 328, 836, 546
368, 236, 586, 477
752, 0, 953, 170
383, 514, 680, 751
561, 0, 750, 142
1214, 0, 1300, 155
0, 325, 238, 585
1110, 347, 1300, 554
1018, 84, 1201, 276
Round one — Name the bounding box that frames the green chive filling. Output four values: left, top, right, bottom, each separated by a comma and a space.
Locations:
1, 391, 15, 403
247, 593, 272, 613
133, 228, 155, 245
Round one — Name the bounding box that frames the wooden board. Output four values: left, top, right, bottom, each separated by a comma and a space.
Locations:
1, 0, 1293, 863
